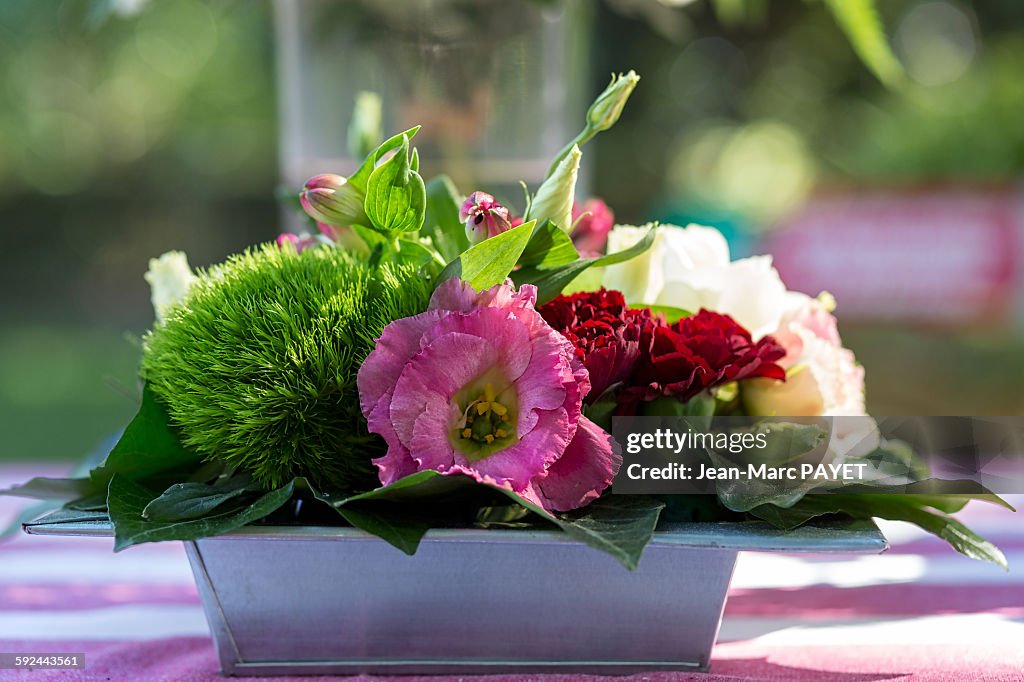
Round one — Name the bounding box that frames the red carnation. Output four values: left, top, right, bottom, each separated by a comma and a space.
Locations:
625, 310, 787, 408
538, 289, 658, 402
541, 291, 787, 415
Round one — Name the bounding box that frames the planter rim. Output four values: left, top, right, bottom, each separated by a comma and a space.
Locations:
23, 508, 888, 554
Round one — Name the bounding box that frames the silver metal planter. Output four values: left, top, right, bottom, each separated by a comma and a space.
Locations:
26, 513, 886, 676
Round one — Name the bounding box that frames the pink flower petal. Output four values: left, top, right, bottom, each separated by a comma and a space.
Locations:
408, 390, 462, 472
367, 398, 420, 486
391, 331, 497, 448
429, 278, 482, 313
357, 310, 441, 417
525, 416, 622, 512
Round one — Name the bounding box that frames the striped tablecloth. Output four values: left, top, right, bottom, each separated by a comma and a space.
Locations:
2, 465, 1022, 682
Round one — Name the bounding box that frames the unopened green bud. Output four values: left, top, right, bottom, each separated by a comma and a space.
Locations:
586, 70, 640, 133
528, 144, 581, 233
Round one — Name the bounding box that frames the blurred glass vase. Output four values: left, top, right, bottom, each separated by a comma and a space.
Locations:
273, 0, 590, 224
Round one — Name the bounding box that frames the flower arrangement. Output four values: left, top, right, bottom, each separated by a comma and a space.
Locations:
4, 72, 1013, 571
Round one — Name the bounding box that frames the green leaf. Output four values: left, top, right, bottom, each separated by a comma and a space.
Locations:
514, 225, 656, 304
823, 0, 905, 88
884, 501, 1009, 570
748, 500, 837, 530
753, 493, 1009, 569
306, 471, 471, 554
750, 421, 828, 466
364, 134, 426, 235
142, 475, 263, 522
518, 219, 580, 269
108, 474, 294, 551
0, 476, 95, 502
492, 488, 665, 570
391, 239, 443, 272
422, 175, 470, 263
436, 220, 536, 292
348, 125, 421, 193
710, 421, 829, 514
333, 503, 431, 555
643, 304, 692, 324
89, 384, 201, 490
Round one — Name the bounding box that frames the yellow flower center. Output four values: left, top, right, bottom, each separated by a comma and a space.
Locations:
452, 380, 517, 461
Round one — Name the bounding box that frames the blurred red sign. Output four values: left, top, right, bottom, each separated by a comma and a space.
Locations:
764, 187, 1022, 325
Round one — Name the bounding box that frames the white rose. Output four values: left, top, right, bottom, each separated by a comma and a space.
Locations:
602, 224, 789, 338
144, 251, 196, 322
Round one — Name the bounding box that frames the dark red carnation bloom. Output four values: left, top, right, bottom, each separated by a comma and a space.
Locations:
538, 289, 658, 402
541, 291, 786, 415
624, 310, 787, 408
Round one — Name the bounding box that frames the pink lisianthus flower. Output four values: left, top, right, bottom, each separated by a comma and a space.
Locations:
357, 278, 621, 512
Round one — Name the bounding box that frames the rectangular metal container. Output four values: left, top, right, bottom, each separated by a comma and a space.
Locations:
25, 514, 886, 676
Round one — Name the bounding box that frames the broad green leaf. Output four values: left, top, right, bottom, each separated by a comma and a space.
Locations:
338, 470, 470, 503
436, 220, 536, 292
305, 471, 473, 554
142, 475, 263, 522
364, 134, 426, 235
514, 225, 656, 304
519, 219, 580, 269
422, 175, 470, 263
89, 384, 201, 490
333, 503, 431, 555
748, 500, 836, 530
753, 493, 1009, 569
883, 500, 1008, 570
823, 0, 905, 88
108, 474, 294, 551
492, 488, 665, 570
749, 421, 828, 466
348, 125, 421, 193
711, 422, 828, 514
562, 265, 605, 295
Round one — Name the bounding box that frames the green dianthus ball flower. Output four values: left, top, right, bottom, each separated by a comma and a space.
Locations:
142, 243, 433, 493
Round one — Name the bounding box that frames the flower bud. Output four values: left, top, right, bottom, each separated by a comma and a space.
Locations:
528, 144, 581, 233
586, 70, 640, 133
299, 174, 367, 227
460, 191, 513, 245
570, 198, 614, 255
144, 251, 196, 322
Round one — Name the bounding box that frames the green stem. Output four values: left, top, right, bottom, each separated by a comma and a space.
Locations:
545, 127, 596, 179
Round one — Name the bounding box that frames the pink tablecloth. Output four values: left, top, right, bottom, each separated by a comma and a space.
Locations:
2, 466, 1022, 682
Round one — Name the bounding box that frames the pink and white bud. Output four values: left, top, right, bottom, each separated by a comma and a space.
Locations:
460, 191, 513, 245
299, 174, 367, 227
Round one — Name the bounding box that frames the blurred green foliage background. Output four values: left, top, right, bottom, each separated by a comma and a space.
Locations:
0, 0, 1022, 462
